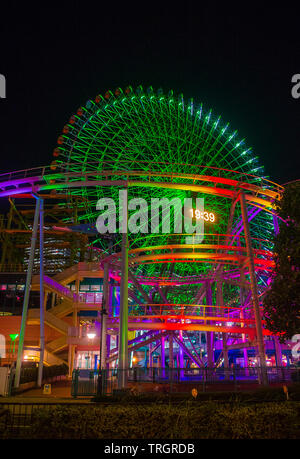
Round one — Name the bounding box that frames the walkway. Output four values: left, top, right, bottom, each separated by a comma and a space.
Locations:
1, 380, 91, 404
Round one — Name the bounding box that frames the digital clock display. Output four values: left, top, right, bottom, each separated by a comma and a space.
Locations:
190, 209, 216, 222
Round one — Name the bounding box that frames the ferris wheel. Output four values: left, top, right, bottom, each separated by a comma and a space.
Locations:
51, 85, 276, 283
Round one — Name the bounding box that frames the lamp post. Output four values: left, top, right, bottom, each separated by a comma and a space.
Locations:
37, 198, 44, 388
118, 188, 129, 390
98, 262, 109, 395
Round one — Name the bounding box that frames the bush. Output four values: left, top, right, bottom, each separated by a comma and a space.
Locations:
91, 383, 300, 404
29, 401, 300, 439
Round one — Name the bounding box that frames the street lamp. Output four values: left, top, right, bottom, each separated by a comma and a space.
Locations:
87, 332, 96, 340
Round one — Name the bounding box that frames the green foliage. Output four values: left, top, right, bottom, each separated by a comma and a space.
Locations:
263, 182, 300, 341
28, 401, 300, 439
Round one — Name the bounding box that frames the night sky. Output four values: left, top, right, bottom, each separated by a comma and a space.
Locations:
0, 3, 299, 185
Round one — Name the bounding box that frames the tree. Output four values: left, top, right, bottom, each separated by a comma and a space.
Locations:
263, 181, 300, 342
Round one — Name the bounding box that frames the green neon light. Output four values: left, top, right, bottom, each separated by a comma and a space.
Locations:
9, 334, 19, 353
9, 334, 19, 341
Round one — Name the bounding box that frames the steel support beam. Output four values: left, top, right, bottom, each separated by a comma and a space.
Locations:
274, 336, 283, 366
216, 274, 229, 378
108, 331, 169, 363
161, 335, 166, 376
183, 331, 204, 367
240, 191, 268, 385
37, 198, 45, 387
173, 333, 202, 368
205, 281, 214, 367
157, 286, 169, 304
14, 196, 40, 388
128, 271, 152, 303
169, 333, 174, 369
100, 262, 109, 369
178, 329, 184, 377
239, 265, 249, 374
118, 188, 129, 389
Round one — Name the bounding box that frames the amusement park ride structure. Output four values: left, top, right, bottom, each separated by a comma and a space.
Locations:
0, 86, 288, 388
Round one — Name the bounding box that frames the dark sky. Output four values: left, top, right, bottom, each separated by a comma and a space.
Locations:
0, 3, 299, 185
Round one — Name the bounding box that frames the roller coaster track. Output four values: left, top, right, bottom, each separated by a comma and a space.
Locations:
0, 162, 283, 215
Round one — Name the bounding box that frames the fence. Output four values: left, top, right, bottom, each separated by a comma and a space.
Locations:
71, 366, 300, 398
2, 364, 69, 396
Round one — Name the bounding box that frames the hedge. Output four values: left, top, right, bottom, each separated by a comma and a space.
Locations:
27, 401, 300, 439
91, 383, 300, 404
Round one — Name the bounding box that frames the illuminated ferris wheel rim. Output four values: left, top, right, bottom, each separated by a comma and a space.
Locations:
53, 85, 267, 174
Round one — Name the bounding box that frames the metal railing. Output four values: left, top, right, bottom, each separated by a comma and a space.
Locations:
71, 366, 300, 398
127, 303, 257, 321
43, 275, 78, 301
77, 292, 103, 304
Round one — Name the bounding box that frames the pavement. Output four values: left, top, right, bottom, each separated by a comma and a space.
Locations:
1, 380, 92, 404
1, 378, 291, 404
